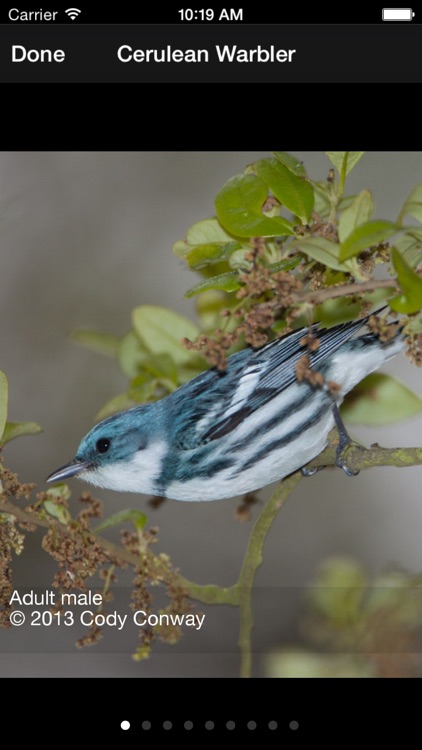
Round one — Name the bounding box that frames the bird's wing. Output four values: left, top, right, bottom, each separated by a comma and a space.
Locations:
173, 317, 367, 447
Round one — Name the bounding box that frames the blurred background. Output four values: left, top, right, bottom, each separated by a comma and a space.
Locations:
1, 151, 422, 677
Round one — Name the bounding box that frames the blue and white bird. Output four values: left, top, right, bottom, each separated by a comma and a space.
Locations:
47, 316, 404, 501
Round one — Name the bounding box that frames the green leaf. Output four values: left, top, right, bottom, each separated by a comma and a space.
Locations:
0, 370, 8, 442
272, 151, 306, 176
266, 651, 374, 679
389, 246, 422, 313
365, 571, 419, 619
45, 484, 71, 501
228, 248, 253, 270
308, 557, 366, 623
174, 363, 206, 385
173, 239, 241, 271
339, 220, 397, 261
397, 183, 422, 225
132, 305, 199, 366
295, 237, 346, 272
405, 310, 422, 334
195, 290, 228, 331
43, 498, 70, 525
173, 219, 242, 270
69, 330, 120, 358
128, 375, 160, 403
94, 508, 147, 534
312, 181, 332, 218
403, 244, 422, 269
315, 298, 363, 327
267, 256, 303, 273
342, 373, 422, 425
184, 271, 240, 298
186, 217, 234, 245
0, 421, 42, 446
215, 174, 295, 238
401, 227, 422, 241
363, 287, 397, 306
325, 151, 365, 176
393, 233, 422, 268
117, 331, 150, 378
338, 189, 374, 243
140, 353, 178, 383
253, 158, 314, 223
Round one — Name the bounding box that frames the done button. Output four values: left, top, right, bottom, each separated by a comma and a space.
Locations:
12, 45, 65, 62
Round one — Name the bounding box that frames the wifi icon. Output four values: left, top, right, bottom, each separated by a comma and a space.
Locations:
65, 8, 82, 20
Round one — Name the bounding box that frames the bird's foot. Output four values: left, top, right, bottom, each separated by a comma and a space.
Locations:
302, 403, 364, 478
301, 465, 325, 477
335, 446, 360, 477
331, 401, 362, 477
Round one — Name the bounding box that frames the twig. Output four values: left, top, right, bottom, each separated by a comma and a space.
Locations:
235, 473, 302, 678
293, 278, 399, 306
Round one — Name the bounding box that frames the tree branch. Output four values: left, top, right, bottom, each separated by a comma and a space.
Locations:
2, 439, 422, 676
235, 472, 302, 678
293, 277, 399, 306
305, 440, 422, 474
2, 440, 422, 594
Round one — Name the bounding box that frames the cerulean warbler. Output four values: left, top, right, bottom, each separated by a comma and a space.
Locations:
47, 316, 404, 501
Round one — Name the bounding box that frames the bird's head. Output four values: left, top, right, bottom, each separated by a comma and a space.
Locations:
46, 403, 162, 492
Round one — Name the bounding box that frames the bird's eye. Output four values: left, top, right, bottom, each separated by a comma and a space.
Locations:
96, 438, 111, 454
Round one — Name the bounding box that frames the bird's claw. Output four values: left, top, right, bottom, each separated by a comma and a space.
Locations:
331, 402, 361, 477
335, 451, 360, 477
301, 465, 324, 477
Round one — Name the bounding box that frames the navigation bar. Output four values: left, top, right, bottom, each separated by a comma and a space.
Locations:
0, 24, 420, 82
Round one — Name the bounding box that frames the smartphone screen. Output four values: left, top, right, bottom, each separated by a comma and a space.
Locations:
0, 7, 420, 740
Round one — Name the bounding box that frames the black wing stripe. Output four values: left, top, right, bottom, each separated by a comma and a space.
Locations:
235, 317, 366, 409
202, 317, 367, 441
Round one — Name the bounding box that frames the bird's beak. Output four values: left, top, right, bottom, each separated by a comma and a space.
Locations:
46, 459, 90, 484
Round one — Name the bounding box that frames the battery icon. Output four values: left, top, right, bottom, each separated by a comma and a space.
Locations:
382, 8, 415, 20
